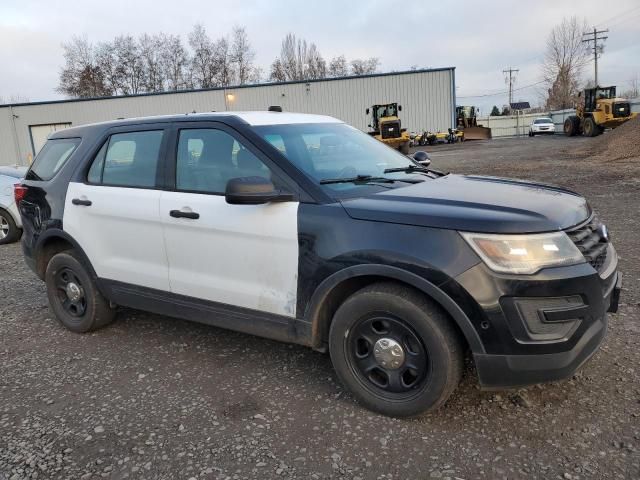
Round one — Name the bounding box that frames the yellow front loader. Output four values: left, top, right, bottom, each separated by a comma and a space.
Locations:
564, 86, 638, 137
366, 103, 411, 154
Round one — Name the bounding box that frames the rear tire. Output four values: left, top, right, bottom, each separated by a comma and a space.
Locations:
564, 116, 578, 137
45, 251, 116, 333
329, 282, 464, 417
0, 209, 21, 245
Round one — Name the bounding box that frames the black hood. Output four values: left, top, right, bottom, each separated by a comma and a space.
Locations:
340, 174, 591, 234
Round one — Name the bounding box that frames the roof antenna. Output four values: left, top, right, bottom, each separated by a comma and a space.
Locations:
268, 105, 283, 112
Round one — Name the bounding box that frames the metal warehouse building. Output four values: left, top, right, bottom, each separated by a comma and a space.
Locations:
0, 67, 455, 166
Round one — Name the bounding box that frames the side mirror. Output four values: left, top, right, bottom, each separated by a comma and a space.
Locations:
412, 150, 431, 167
398, 105, 402, 112
225, 176, 292, 205
365, 108, 370, 115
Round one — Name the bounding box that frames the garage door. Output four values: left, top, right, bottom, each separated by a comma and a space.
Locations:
30, 123, 72, 155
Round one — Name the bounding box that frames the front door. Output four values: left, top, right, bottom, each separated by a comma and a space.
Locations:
159, 126, 300, 317
64, 128, 170, 292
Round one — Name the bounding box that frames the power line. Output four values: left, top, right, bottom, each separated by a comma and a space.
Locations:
457, 80, 546, 99
582, 28, 608, 86
595, 5, 640, 28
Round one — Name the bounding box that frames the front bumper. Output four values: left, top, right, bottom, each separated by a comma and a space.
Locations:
474, 272, 620, 388
449, 246, 620, 389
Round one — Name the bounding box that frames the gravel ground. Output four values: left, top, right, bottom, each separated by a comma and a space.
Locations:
1, 135, 639, 480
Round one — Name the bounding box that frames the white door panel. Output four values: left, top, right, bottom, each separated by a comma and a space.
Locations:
160, 192, 299, 317
64, 182, 170, 291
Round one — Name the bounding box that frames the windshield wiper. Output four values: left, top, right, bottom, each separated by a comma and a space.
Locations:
383, 165, 430, 174
384, 164, 448, 177
319, 175, 397, 185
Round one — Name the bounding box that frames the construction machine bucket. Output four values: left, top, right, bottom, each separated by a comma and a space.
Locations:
462, 126, 492, 140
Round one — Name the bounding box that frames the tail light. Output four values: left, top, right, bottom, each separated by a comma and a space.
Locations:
14, 184, 28, 205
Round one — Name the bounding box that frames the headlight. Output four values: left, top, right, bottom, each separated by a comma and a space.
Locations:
461, 231, 585, 274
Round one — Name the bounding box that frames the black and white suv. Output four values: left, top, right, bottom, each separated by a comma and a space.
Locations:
17, 111, 620, 417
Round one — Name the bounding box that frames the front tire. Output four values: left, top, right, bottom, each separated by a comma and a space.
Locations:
329, 282, 464, 417
0, 209, 21, 245
45, 251, 116, 333
584, 117, 598, 137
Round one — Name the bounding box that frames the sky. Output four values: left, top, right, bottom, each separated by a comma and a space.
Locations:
1, 0, 639, 114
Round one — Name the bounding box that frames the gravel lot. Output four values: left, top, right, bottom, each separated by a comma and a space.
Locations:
1, 134, 639, 480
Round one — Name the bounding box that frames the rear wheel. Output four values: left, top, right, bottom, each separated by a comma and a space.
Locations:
0, 209, 21, 245
564, 116, 578, 137
329, 282, 464, 417
45, 251, 116, 333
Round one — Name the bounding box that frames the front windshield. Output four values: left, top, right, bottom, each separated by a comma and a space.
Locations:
375, 104, 397, 118
596, 88, 614, 99
534, 118, 553, 124
256, 123, 422, 197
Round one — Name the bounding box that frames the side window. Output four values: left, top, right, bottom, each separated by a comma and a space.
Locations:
27, 138, 80, 181
176, 129, 272, 194
87, 131, 163, 187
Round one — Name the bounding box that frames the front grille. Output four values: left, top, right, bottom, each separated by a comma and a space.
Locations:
566, 216, 608, 271
613, 102, 630, 118
380, 121, 401, 139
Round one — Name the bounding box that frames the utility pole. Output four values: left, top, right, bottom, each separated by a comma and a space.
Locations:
582, 27, 608, 86
502, 67, 519, 108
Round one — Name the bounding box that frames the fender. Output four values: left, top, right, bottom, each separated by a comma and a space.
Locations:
33, 228, 99, 280
304, 264, 485, 354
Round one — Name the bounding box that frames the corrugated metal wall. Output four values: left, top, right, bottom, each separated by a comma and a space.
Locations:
0, 68, 455, 166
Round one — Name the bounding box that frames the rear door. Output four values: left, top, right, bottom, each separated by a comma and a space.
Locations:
159, 123, 300, 317
64, 125, 171, 291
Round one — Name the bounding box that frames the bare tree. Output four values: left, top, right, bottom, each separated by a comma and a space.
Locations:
189, 24, 216, 88
269, 58, 287, 82
161, 34, 189, 91
543, 16, 589, 110
0, 94, 30, 104
212, 37, 234, 87
139, 34, 166, 92
306, 44, 326, 80
112, 35, 145, 95
95, 41, 119, 95
350, 57, 379, 76
57, 36, 110, 98
231, 26, 260, 84
328, 55, 349, 77
270, 34, 327, 81
622, 74, 639, 99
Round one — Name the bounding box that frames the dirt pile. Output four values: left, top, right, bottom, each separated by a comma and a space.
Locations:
583, 115, 640, 161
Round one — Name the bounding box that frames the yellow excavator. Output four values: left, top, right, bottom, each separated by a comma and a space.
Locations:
564, 86, 638, 137
456, 106, 492, 140
366, 103, 411, 154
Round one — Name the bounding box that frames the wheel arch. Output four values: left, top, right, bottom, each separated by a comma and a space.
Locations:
34, 229, 98, 281
304, 264, 485, 354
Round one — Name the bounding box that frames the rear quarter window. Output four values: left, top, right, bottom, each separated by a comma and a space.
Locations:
26, 138, 81, 181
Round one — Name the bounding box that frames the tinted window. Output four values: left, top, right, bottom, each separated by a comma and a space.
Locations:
88, 131, 163, 187
27, 138, 80, 181
534, 118, 553, 124
176, 129, 272, 194
257, 123, 416, 196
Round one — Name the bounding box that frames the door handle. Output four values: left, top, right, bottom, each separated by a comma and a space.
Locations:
72, 198, 92, 206
170, 210, 200, 220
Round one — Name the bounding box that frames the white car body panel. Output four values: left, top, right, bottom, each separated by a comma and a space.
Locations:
160, 191, 300, 317
0, 166, 27, 227
64, 182, 170, 291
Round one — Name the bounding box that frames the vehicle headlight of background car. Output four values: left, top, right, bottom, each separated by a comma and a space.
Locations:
460, 231, 585, 274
